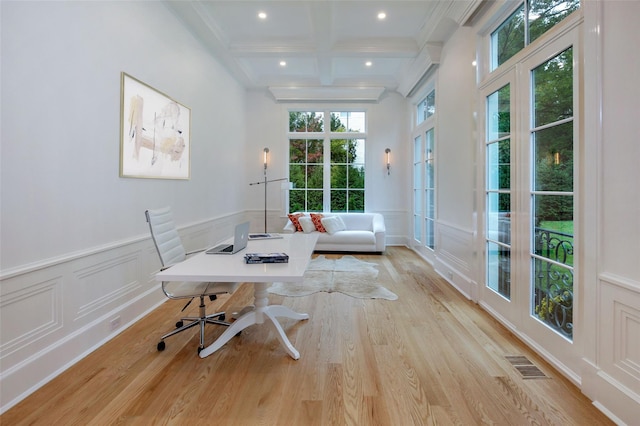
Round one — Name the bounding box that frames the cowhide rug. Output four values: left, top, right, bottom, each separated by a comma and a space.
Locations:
267, 255, 398, 300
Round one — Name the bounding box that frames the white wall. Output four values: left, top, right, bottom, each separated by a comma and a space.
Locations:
243, 91, 410, 244
0, 1, 247, 413
432, 27, 478, 296
580, 1, 640, 423
1, 1, 247, 270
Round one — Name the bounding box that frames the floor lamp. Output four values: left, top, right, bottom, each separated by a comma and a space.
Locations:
249, 148, 287, 233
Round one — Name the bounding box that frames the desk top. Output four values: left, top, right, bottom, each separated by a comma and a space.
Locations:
155, 232, 318, 283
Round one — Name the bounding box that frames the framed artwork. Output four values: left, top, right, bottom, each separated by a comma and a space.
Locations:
120, 72, 191, 179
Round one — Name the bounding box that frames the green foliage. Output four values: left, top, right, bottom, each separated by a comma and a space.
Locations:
535, 292, 572, 322
492, 0, 579, 67
289, 112, 323, 132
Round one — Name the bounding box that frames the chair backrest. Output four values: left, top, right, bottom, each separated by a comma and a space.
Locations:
145, 207, 187, 268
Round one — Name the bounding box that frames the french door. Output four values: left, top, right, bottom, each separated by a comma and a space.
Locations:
480, 28, 579, 370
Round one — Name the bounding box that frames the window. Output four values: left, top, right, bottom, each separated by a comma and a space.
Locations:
491, 0, 579, 70
417, 89, 435, 125
412, 88, 436, 253
289, 111, 366, 212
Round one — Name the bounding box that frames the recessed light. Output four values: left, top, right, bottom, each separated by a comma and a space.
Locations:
377, 12, 386, 20
365, 61, 372, 67
258, 11, 267, 19
279, 61, 287, 67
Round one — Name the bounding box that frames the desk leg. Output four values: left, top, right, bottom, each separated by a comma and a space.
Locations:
199, 282, 309, 360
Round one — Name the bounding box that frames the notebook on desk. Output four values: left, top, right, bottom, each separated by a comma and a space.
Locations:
248, 233, 283, 240
206, 221, 250, 254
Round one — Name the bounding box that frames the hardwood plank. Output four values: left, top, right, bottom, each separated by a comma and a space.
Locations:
1, 247, 613, 425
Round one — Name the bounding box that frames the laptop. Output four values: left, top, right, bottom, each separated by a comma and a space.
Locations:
206, 221, 250, 255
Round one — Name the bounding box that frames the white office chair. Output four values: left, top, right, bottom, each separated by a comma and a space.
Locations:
145, 207, 239, 354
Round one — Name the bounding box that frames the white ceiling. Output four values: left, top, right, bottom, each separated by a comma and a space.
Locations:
166, 1, 484, 101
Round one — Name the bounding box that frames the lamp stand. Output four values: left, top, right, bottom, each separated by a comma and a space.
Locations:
249, 173, 287, 233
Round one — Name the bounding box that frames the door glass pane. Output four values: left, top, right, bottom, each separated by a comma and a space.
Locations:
425, 129, 435, 188
487, 193, 511, 244
487, 242, 511, 298
426, 218, 434, 249
530, 48, 574, 340
425, 128, 435, 251
487, 85, 511, 140
532, 258, 573, 338
532, 48, 573, 127
414, 215, 421, 242
533, 122, 573, 192
486, 83, 511, 299
533, 195, 573, 267
487, 139, 511, 190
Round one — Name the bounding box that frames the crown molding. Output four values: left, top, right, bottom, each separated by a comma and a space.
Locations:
268, 86, 385, 102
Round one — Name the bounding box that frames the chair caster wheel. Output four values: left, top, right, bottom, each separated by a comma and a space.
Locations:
236, 331, 242, 337
219, 314, 226, 321
176, 321, 183, 328
157, 341, 166, 351
197, 346, 203, 354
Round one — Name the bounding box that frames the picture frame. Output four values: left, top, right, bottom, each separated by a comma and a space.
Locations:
120, 72, 191, 179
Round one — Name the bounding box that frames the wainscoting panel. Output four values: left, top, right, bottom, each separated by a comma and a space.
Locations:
598, 274, 640, 395
0, 275, 63, 360
433, 221, 475, 299
581, 273, 640, 424
74, 252, 142, 320
0, 212, 244, 414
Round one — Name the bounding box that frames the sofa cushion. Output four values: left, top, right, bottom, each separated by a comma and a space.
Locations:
310, 213, 327, 232
322, 216, 346, 234
317, 230, 375, 245
299, 216, 316, 233
287, 213, 305, 232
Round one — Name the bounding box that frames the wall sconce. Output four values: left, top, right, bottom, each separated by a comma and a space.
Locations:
263, 147, 269, 173
385, 148, 391, 175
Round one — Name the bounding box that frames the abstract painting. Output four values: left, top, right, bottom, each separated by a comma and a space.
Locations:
120, 73, 190, 179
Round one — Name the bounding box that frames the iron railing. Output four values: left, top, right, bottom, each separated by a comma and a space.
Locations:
533, 227, 574, 338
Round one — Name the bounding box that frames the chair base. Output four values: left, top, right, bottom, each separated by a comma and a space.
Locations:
157, 295, 233, 353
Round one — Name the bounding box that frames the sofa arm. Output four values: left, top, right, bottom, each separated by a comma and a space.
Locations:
282, 220, 296, 233
372, 213, 386, 251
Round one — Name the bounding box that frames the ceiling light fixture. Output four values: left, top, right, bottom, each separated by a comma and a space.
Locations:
365, 61, 372, 67
377, 12, 386, 20
258, 12, 267, 19
279, 61, 287, 67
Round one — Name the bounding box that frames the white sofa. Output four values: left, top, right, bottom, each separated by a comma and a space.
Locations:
283, 212, 386, 253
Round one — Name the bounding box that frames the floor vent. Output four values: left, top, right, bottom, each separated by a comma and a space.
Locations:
506, 355, 548, 379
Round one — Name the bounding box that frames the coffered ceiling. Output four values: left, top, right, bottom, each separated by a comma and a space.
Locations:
166, 1, 484, 101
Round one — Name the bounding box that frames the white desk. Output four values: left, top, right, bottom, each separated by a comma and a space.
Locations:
156, 232, 318, 360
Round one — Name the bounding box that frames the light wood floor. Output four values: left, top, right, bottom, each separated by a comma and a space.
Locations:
2, 247, 612, 425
